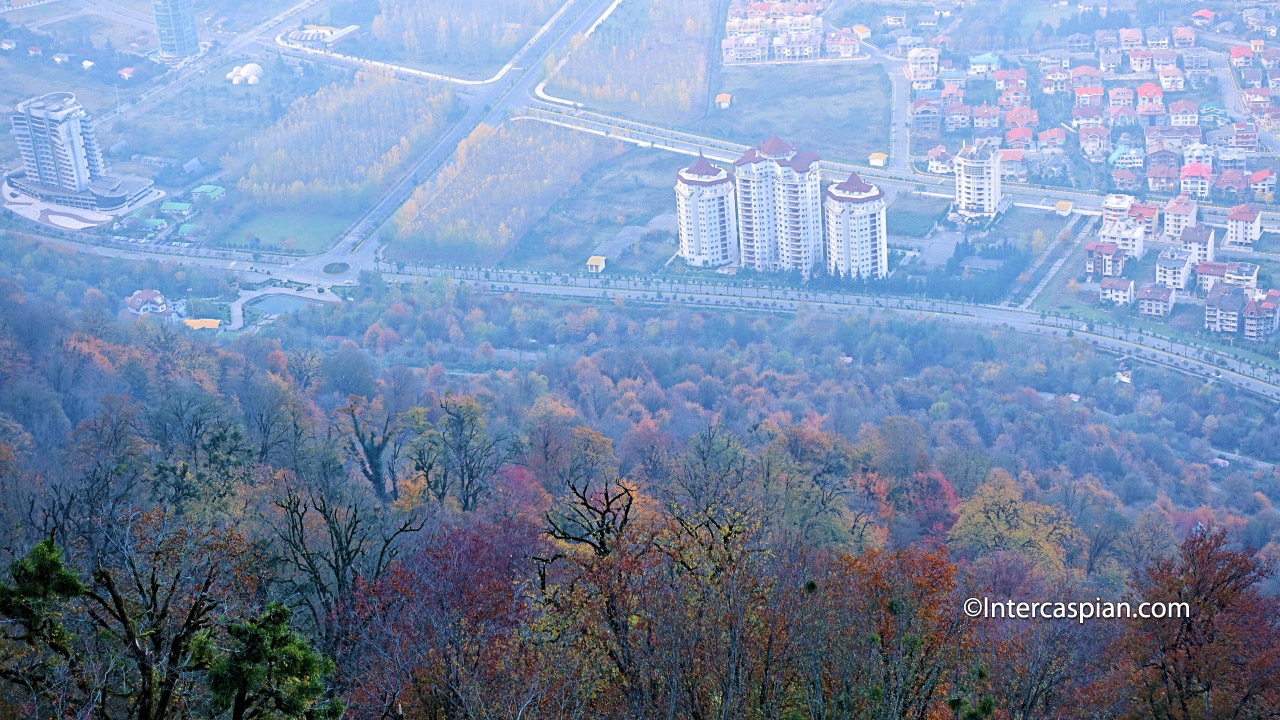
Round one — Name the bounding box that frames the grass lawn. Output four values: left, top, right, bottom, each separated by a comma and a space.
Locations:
886, 193, 950, 238
216, 211, 354, 253
506, 147, 680, 273
687, 63, 892, 163
990, 206, 1068, 246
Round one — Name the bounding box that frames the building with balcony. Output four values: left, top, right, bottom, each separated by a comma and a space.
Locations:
675, 156, 739, 268
823, 171, 887, 280
735, 136, 823, 275
953, 142, 1002, 219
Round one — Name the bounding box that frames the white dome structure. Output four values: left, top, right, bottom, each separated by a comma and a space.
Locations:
226, 64, 265, 86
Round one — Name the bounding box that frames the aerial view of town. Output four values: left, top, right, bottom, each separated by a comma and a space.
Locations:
1, 0, 1279, 716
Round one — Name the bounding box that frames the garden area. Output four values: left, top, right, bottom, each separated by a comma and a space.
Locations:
886, 192, 950, 238
215, 210, 353, 254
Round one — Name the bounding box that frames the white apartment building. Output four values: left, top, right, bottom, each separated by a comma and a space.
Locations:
1100, 219, 1146, 259
954, 143, 1002, 219
1155, 250, 1195, 290
735, 136, 823, 275
824, 172, 888, 279
1163, 194, 1197, 238
1102, 193, 1135, 224
11, 92, 106, 195
1225, 204, 1262, 246
1180, 223, 1216, 263
674, 156, 739, 268
9, 92, 152, 211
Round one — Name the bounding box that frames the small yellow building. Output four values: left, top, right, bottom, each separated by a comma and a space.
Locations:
868, 152, 889, 167
853, 24, 871, 39
715, 93, 732, 109
587, 256, 607, 273
183, 318, 221, 330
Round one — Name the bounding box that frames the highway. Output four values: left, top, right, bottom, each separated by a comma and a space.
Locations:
389, 265, 1280, 401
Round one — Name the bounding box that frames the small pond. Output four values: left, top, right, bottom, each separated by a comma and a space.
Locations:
249, 295, 316, 314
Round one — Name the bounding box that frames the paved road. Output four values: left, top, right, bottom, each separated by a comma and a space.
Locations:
227, 286, 340, 330
381, 265, 1280, 400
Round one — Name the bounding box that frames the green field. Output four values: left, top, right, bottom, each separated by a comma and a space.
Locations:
991, 206, 1069, 246
886, 193, 950, 238
507, 147, 679, 273
687, 63, 893, 163
217, 211, 354, 253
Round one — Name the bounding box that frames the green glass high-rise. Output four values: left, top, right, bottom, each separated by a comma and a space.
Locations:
153, 0, 199, 59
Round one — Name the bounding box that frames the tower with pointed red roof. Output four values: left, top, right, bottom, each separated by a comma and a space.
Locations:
675, 156, 739, 268
734, 136, 823, 275
824, 172, 888, 279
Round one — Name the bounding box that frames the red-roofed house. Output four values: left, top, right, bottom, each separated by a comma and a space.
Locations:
944, 103, 972, 131
927, 144, 954, 174
1109, 87, 1135, 107
1129, 203, 1160, 236
124, 290, 172, 317
1129, 48, 1154, 72
1244, 289, 1280, 341
1080, 126, 1112, 156
1147, 164, 1179, 193
1136, 82, 1163, 107
1231, 46, 1254, 67
1071, 65, 1102, 87
1075, 85, 1105, 107
1250, 168, 1276, 198
1180, 162, 1212, 198
1101, 277, 1136, 304
1216, 169, 1249, 200
1158, 66, 1186, 91
1119, 27, 1145, 50
1164, 194, 1197, 237
1039, 127, 1067, 151
1005, 106, 1039, 128
1005, 127, 1034, 149
1108, 106, 1137, 127
1169, 99, 1198, 126
1226, 204, 1263, 245
972, 103, 1000, 129
1087, 241, 1127, 276
994, 68, 1027, 91
1191, 9, 1215, 26
1172, 26, 1196, 47
998, 88, 1031, 109
1113, 167, 1141, 190
1244, 87, 1272, 111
